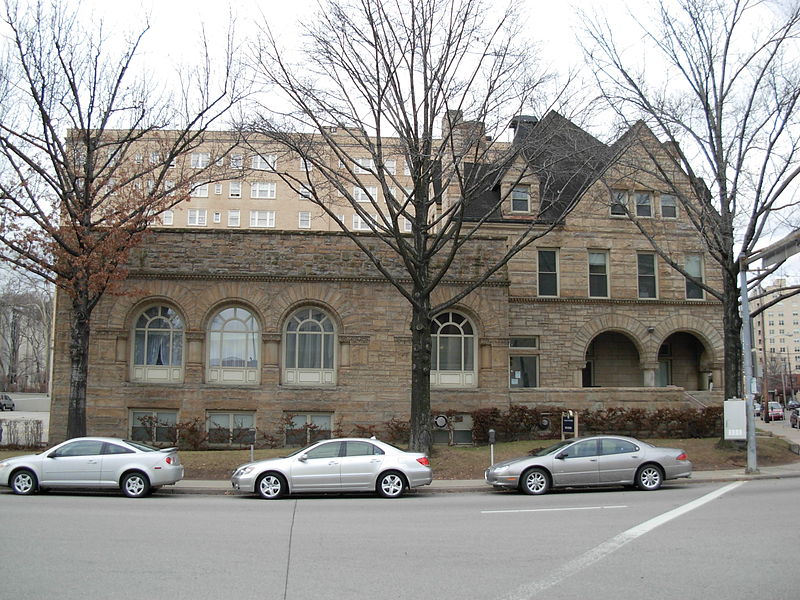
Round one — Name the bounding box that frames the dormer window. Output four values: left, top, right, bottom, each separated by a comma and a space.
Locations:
511, 186, 531, 212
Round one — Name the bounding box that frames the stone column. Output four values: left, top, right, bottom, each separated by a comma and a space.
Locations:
641, 361, 659, 387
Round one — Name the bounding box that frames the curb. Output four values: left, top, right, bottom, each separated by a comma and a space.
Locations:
157, 469, 800, 496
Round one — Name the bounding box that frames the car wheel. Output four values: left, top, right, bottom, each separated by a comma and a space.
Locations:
256, 473, 287, 499
376, 471, 406, 498
520, 468, 550, 495
636, 464, 664, 491
121, 472, 150, 498
10, 469, 37, 495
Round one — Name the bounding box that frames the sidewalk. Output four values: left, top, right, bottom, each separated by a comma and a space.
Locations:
166, 422, 800, 495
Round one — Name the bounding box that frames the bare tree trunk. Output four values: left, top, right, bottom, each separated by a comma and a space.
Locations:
66, 298, 90, 438
409, 295, 432, 454
723, 269, 743, 400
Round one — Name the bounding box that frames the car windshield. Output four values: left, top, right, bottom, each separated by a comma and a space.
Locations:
531, 439, 574, 457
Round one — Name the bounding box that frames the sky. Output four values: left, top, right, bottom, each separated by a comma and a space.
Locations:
80, 0, 602, 76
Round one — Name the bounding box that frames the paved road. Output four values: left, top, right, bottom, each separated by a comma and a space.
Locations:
1, 478, 797, 599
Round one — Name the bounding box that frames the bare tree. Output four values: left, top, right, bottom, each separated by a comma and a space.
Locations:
0, 1, 244, 437
245, 0, 597, 453
0, 270, 52, 392
582, 0, 800, 400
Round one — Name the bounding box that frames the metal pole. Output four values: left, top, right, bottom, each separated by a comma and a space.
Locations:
739, 260, 758, 473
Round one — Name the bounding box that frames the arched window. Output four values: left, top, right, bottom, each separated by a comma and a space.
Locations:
284, 307, 336, 385
207, 307, 260, 385
431, 311, 476, 387
132, 306, 184, 383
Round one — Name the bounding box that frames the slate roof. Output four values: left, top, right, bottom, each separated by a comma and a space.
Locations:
462, 111, 617, 223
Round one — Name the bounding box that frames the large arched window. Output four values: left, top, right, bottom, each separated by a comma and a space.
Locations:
431, 311, 476, 387
207, 307, 260, 385
132, 306, 184, 383
283, 307, 336, 385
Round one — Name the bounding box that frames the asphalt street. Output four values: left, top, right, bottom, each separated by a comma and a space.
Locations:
1, 477, 797, 600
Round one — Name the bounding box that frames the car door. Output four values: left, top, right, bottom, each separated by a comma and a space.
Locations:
551, 439, 600, 486
40, 439, 104, 486
597, 438, 641, 483
99, 442, 137, 487
340, 441, 385, 490
289, 441, 343, 491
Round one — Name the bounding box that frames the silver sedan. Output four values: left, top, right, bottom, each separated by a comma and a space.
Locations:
0, 437, 184, 497
231, 437, 433, 499
485, 435, 692, 495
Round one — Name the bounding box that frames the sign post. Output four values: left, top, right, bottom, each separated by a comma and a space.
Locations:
562, 411, 575, 440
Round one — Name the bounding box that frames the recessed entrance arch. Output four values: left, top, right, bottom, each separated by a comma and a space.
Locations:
657, 331, 713, 391
583, 331, 643, 387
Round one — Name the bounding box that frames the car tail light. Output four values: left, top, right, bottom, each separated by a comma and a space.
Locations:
417, 457, 430, 467
676, 453, 688, 461
165, 456, 173, 465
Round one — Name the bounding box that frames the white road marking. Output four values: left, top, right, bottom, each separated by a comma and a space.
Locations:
481, 505, 628, 514
497, 481, 746, 600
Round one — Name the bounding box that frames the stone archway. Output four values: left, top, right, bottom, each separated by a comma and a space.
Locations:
583, 331, 644, 387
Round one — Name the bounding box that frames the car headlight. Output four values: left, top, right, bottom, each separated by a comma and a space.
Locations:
492, 465, 510, 474
235, 466, 254, 476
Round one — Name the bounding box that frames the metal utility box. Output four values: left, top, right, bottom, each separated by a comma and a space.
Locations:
724, 399, 746, 440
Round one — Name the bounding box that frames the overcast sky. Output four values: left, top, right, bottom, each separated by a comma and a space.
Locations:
80, 0, 611, 76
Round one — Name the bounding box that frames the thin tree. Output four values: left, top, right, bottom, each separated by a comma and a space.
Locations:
0, 1, 244, 437
246, 0, 596, 453
582, 0, 800, 400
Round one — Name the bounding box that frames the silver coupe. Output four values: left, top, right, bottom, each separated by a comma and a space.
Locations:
0, 437, 184, 497
485, 435, 692, 495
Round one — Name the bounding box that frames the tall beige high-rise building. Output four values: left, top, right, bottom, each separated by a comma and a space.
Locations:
752, 279, 800, 400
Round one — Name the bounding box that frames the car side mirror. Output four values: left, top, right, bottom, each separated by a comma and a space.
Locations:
298, 454, 308, 462
555, 452, 566, 460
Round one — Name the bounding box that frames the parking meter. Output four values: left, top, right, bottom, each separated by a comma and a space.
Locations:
488, 429, 496, 444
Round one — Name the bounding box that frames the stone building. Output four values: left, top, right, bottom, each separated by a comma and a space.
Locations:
48, 112, 725, 445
